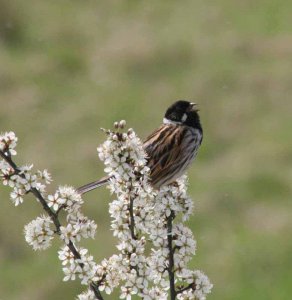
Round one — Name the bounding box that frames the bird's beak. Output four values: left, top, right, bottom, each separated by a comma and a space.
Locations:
188, 102, 199, 112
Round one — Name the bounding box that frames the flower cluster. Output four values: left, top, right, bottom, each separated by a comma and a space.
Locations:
176, 270, 213, 300
78, 289, 96, 300
60, 212, 97, 244
96, 121, 157, 298
0, 131, 101, 298
48, 187, 99, 285
24, 215, 54, 250
0, 131, 18, 156
0, 162, 52, 206
145, 178, 212, 300
59, 246, 100, 285
47, 186, 83, 212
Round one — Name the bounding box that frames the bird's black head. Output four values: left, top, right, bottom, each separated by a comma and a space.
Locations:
164, 100, 202, 130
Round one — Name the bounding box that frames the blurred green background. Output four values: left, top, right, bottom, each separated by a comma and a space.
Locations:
0, 0, 292, 299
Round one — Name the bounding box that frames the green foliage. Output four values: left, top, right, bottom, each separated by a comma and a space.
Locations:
0, 0, 291, 299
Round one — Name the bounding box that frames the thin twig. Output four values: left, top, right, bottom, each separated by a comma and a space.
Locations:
167, 211, 176, 300
128, 182, 137, 240
0, 150, 104, 300
129, 196, 137, 240
176, 283, 194, 295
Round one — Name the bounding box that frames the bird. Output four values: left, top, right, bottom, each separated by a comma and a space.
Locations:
77, 100, 203, 195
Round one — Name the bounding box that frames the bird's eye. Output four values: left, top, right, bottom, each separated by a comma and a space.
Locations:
170, 113, 179, 121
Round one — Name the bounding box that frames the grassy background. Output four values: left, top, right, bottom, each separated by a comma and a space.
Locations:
1, 0, 292, 299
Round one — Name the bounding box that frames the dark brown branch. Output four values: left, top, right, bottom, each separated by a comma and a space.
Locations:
0, 150, 104, 300
129, 196, 137, 240
167, 211, 176, 300
128, 192, 139, 277
127, 181, 137, 240
176, 283, 194, 295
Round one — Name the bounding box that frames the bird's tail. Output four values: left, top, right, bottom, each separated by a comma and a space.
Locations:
76, 176, 110, 195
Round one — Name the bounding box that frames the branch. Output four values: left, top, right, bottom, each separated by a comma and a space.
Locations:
129, 195, 137, 240
176, 283, 194, 295
0, 150, 104, 300
167, 211, 176, 300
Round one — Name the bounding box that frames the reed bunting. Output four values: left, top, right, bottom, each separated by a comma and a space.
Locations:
77, 100, 203, 194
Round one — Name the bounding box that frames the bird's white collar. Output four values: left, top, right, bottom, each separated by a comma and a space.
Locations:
163, 118, 182, 125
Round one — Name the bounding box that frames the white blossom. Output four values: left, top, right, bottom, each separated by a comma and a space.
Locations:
58, 185, 83, 210
37, 169, 52, 184
24, 215, 54, 250
60, 223, 79, 244
77, 251, 99, 285
61, 247, 98, 285
66, 212, 97, 240
0, 159, 10, 171
63, 263, 82, 281
1, 162, 51, 194
192, 270, 213, 300
120, 285, 138, 299
20, 166, 38, 191
0, 131, 18, 155
173, 224, 196, 258
47, 192, 62, 211
10, 188, 25, 206
77, 289, 96, 300
141, 287, 168, 300
176, 270, 213, 300
47, 186, 82, 212
0, 161, 15, 186
19, 164, 34, 174
58, 245, 75, 266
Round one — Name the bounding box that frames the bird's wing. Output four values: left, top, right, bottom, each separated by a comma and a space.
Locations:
143, 124, 189, 187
